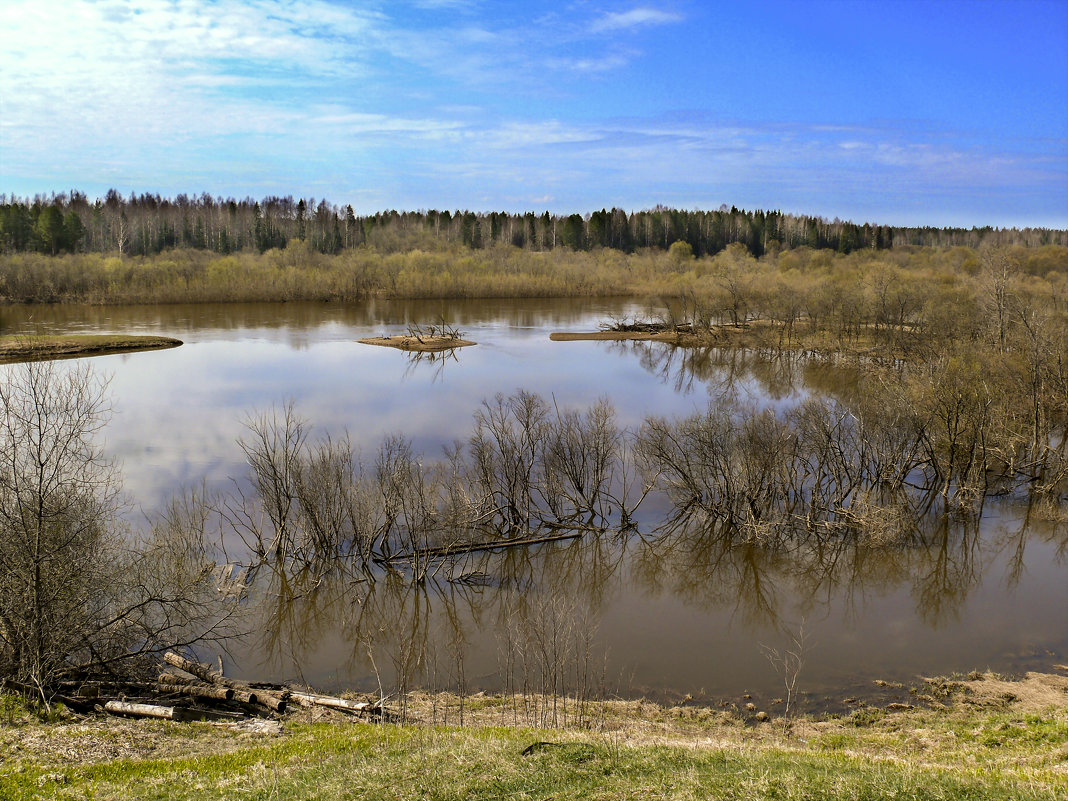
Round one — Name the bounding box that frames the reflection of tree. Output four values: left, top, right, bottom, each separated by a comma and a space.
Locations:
2, 296, 619, 340
244, 494, 1045, 699
911, 515, 981, 627
629, 510, 988, 631
402, 346, 462, 383
988, 495, 1068, 590
249, 534, 625, 701
632, 521, 785, 628
609, 340, 827, 401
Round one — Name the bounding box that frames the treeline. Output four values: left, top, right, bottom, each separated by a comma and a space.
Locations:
2, 190, 1066, 259
1, 236, 1066, 316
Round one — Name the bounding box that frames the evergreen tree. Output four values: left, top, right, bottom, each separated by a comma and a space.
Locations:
62, 210, 85, 253
33, 206, 65, 255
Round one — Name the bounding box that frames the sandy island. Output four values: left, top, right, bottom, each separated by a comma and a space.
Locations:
0, 335, 183, 363
357, 335, 477, 352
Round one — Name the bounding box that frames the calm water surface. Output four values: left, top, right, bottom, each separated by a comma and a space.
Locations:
3, 300, 1065, 704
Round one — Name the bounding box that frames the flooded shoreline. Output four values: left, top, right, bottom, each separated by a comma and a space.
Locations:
1, 299, 1064, 700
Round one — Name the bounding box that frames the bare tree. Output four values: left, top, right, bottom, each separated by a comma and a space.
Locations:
760, 618, 808, 734
0, 360, 235, 696
0, 361, 120, 691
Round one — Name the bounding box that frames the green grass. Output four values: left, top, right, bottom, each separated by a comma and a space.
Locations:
2, 674, 1066, 801
2, 711, 1064, 801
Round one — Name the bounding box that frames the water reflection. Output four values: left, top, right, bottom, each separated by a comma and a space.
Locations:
0, 298, 623, 339
3, 300, 1065, 699
402, 347, 463, 383
233, 495, 1066, 702
612, 340, 869, 409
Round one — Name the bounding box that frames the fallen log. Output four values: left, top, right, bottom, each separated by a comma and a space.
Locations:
163, 652, 284, 712
158, 671, 194, 686
2, 679, 99, 711
104, 701, 178, 720
164, 652, 238, 687
156, 682, 234, 702
104, 700, 248, 722
57, 680, 155, 696
162, 671, 259, 704
231, 688, 261, 706
287, 691, 371, 714
254, 691, 288, 713
160, 670, 247, 699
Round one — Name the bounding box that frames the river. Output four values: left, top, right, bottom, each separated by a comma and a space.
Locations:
2, 299, 1065, 706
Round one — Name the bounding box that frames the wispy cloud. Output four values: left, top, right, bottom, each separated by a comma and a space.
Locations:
545, 52, 634, 73
591, 7, 683, 33
407, 0, 479, 9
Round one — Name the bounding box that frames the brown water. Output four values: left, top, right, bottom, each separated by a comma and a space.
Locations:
2, 300, 1065, 705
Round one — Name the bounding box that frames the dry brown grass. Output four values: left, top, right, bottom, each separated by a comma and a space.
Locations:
932, 670, 1068, 712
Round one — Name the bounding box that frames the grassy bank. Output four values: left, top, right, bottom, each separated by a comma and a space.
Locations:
0, 334, 182, 363
2, 671, 1065, 800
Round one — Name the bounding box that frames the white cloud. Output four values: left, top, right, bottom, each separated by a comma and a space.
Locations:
546, 52, 634, 73
310, 111, 467, 140
591, 7, 683, 33
478, 121, 603, 148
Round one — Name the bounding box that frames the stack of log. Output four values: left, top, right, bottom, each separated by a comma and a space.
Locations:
17, 652, 384, 723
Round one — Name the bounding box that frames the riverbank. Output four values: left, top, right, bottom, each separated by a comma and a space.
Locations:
0, 334, 182, 363
2, 669, 1065, 800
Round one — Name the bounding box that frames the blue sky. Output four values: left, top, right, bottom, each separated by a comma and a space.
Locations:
1, 0, 1066, 226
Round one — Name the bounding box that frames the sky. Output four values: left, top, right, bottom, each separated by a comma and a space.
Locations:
1, 0, 1066, 227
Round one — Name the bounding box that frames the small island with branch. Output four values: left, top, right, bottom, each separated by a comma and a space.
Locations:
358, 319, 475, 352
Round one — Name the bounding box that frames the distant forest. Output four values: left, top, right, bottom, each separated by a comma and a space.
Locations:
2, 190, 1066, 258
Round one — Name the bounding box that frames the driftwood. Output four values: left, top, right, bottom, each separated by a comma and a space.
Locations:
231, 688, 261, 706
3, 655, 371, 723
252, 690, 287, 713
103, 700, 246, 722
58, 680, 154, 697
2, 678, 97, 711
